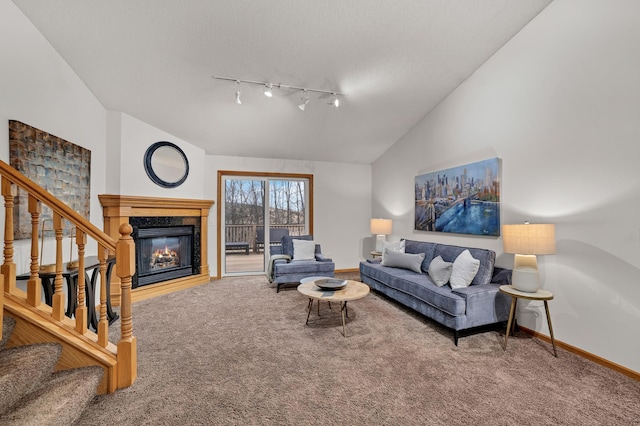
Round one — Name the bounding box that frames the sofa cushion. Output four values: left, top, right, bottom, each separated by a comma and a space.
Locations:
403, 240, 436, 273
381, 250, 425, 273
434, 244, 495, 286
359, 262, 466, 316
449, 249, 480, 289
293, 239, 316, 260
428, 255, 453, 287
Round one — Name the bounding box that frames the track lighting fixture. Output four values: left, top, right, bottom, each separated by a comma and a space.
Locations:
234, 80, 242, 105
263, 83, 273, 98
298, 90, 310, 111
214, 76, 345, 109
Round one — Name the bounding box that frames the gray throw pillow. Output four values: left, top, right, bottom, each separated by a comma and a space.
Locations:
428, 255, 453, 287
381, 240, 405, 263
381, 249, 425, 273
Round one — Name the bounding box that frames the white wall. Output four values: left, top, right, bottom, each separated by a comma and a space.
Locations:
0, 0, 108, 270
107, 112, 206, 199
206, 155, 371, 275
372, 0, 640, 373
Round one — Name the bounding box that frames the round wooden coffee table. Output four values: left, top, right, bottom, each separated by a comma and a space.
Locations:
297, 280, 370, 337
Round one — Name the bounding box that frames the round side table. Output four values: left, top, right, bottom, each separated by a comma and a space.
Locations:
499, 285, 557, 357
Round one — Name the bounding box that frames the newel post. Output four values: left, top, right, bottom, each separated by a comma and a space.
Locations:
116, 223, 137, 387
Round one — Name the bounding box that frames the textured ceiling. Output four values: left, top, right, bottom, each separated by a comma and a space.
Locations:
13, 0, 552, 164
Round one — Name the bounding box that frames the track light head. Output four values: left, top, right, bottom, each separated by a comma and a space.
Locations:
331, 93, 340, 108
234, 81, 242, 104
298, 90, 310, 111
263, 83, 273, 98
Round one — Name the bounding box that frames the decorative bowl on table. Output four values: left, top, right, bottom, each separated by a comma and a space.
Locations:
314, 278, 347, 291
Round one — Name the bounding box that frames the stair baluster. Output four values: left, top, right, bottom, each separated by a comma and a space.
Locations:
75, 229, 87, 334
27, 195, 42, 307
51, 213, 65, 321
97, 245, 109, 347
1, 178, 16, 294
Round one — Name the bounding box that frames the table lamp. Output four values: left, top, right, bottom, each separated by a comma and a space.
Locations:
502, 222, 556, 293
370, 218, 392, 253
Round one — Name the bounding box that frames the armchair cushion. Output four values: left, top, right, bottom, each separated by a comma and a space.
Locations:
293, 239, 316, 260
282, 235, 314, 258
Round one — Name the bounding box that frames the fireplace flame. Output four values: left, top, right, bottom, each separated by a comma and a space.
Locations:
150, 245, 179, 269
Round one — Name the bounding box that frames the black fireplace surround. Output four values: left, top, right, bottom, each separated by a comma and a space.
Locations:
130, 216, 201, 288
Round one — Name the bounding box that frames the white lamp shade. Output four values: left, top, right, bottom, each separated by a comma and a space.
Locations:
502, 223, 556, 255
370, 218, 392, 235
503, 223, 555, 292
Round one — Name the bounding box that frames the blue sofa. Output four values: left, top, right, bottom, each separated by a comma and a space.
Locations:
359, 239, 511, 345
269, 235, 335, 292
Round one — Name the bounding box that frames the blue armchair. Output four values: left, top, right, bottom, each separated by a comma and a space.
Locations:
268, 235, 335, 292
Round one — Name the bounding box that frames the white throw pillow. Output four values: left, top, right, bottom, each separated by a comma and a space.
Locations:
381, 240, 405, 262
449, 250, 480, 289
428, 255, 453, 287
381, 249, 424, 274
292, 239, 316, 260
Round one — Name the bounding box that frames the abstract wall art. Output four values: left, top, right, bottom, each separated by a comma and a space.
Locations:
9, 120, 91, 240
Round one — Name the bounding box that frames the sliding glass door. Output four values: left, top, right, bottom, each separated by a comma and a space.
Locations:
221, 174, 310, 277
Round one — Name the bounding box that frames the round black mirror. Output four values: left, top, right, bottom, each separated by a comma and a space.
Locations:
143, 141, 189, 188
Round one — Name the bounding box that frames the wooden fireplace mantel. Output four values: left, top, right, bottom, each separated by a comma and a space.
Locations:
99, 195, 214, 303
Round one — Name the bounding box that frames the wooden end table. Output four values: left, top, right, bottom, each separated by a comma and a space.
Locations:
297, 280, 370, 337
500, 285, 557, 357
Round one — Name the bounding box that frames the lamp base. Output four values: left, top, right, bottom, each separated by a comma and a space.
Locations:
512, 254, 540, 292
375, 234, 386, 253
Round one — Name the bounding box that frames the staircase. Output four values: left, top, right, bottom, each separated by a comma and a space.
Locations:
1, 317, 103, 425
0, 159, 137, 421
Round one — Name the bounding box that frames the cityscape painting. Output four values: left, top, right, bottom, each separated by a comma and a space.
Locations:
415, 158, 500, 236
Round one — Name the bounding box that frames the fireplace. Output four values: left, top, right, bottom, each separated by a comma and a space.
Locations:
99, 195, 213, 303
130, 216, 201, 288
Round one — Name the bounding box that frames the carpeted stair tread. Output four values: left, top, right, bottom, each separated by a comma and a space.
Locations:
1, 317, 16, 349
0, 343, 62, 414
2, 366, 103, 426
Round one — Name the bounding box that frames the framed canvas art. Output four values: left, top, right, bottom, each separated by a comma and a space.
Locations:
9, 120, 91, 240
415, 158, 500, 236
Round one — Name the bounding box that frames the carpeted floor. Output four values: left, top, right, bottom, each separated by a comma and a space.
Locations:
76, 274, 640, 425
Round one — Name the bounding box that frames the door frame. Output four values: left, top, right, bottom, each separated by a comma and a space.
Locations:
216, 170, 314, 279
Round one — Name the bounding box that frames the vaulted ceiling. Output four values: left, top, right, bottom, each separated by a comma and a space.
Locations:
13, 0, 552, 164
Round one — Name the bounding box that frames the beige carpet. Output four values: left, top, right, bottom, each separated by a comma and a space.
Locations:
76, 274, 640, 425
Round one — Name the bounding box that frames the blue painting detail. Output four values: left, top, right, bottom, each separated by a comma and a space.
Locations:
415, 158, 500, 236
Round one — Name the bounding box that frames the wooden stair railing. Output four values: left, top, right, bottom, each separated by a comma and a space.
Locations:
0, 159, 136, 392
